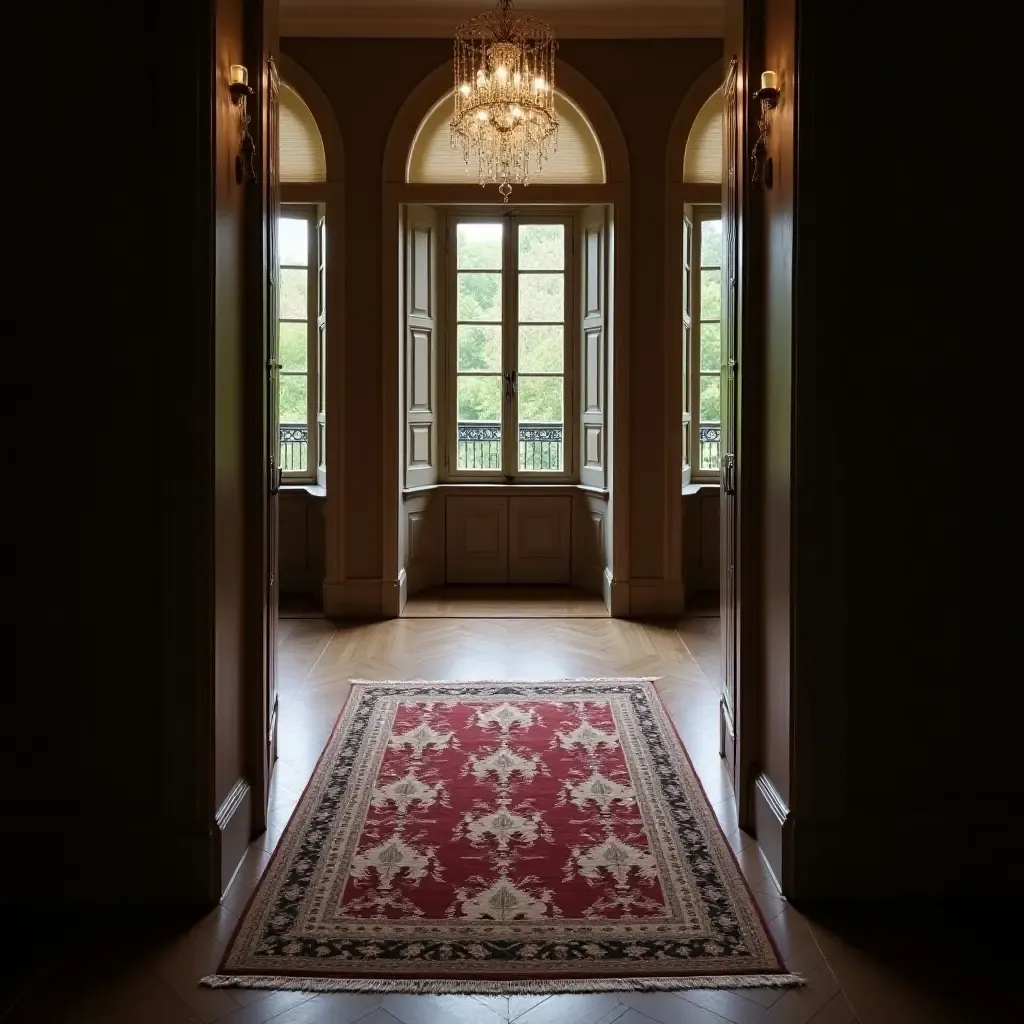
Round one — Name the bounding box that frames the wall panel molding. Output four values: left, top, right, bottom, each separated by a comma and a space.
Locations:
214, 777, 252, 896
753, 771, 790, 896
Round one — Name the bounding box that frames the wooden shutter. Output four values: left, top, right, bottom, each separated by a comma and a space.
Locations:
579, 205, 607, 490
404, 205, 440, 489
316, 210, 327, 486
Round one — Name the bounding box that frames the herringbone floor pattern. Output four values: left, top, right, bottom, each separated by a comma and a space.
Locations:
6, 614, 976, 1023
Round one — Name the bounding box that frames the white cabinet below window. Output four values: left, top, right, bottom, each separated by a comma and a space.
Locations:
445, 495, 570, 585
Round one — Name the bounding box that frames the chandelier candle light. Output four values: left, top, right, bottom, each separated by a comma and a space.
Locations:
451, 0, 559, 202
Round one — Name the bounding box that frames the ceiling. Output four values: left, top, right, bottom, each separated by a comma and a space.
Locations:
279, 1, 725, 38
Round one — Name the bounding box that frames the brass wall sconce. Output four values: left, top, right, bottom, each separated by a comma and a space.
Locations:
751, 70, 780, 187
228, 64, 256, 184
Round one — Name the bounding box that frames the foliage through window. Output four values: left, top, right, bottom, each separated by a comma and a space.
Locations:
683, 207, 722, 478
278, 206, 323, 480
450, 216, 572, 478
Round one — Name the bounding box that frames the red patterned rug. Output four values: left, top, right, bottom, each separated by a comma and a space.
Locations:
203, 680, 801, 994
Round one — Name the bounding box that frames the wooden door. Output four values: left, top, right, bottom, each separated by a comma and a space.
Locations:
265, 56, 281, 782
719, 57, 740, 780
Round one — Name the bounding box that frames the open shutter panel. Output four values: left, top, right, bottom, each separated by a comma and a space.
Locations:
316, 211, 327, 485
579, 206, 608, 490
404, 205, 440, 489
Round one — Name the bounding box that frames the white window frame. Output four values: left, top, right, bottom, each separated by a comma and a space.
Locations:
684, 204, 723, 482
442, 210, 577, 483
279, 204, 321, 484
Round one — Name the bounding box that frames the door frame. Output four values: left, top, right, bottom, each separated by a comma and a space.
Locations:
245, 51, 346, 833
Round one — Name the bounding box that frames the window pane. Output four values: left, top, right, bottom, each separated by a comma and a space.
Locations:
699, 322, 721, 371
457, 222, 503, 270
701, 219, 723, 266
519, 274, 564, 322
318, 325, 327, 410
280, 374, 308, 424
458, 272, 502, 321
518, 224, 564, 270
279, 217, 308, 266
518, 377, 564, 472
518, 325, 563, 373
518, 375, 563, 423
458, 325, 501, 371
457, 376, 502, 471
682, 325, 690, 412
701, 268, 722, 321
457, 374, 502, 422
281, 268, 308, 319
699, 374, 720, 423
280, 322, 307, 370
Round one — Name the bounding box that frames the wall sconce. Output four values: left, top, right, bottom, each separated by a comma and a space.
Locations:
751, 70, 780, 188
228, 64, 257, 185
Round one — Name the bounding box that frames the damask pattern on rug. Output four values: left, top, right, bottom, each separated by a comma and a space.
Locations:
205, 680, 799, 994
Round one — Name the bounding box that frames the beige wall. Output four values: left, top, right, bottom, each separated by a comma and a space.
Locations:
281, 36, 722, 605
280, 491, 326, 597
683, 490, 721, 595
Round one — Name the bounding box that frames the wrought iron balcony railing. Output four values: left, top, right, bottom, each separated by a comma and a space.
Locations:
280, 423, 308, 472
699, 424, 721, 472
458, 422, 563, 472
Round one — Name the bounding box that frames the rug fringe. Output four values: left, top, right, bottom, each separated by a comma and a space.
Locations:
200, 973, 804, 995
348, 677, 661, 687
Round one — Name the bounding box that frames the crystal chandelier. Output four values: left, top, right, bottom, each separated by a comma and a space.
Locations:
450, 0, 559, 202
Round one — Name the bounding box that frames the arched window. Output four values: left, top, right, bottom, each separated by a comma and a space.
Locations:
407, 90, 605, 184
683, 88, 722, 185
280, 81, 326, 184
277, 77, 330, 485
680, 84, 724, 483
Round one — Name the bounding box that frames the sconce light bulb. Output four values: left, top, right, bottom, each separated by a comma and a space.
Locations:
229, 64, 248, 87
460, 82, 472, 96
760, 70, 777, 91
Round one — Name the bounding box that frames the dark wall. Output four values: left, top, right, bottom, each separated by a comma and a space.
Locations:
213, 0, 250, 819
751, 0, 1017, 899
281, 36, 722, 589
7, 0, 254, 908
758, 0, 795, 812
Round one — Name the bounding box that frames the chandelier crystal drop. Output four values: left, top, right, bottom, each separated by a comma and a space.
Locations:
450, 0, 559, 202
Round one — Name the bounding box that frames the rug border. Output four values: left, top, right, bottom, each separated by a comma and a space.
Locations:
208, 677, 799, 994
642, 680, 794, 972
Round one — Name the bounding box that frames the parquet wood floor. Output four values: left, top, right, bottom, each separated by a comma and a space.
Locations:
3, 616, 986, 1023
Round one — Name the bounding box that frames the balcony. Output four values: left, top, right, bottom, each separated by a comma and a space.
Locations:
458, 422, 563, 472
280, 424, 308, 472
699, 424, 721, 472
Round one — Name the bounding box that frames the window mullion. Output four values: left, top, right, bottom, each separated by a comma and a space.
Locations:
503, 216, 518, 478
